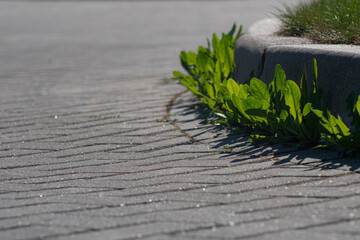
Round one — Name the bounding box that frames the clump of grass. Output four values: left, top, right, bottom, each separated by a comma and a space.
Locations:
277, 0, 360, 45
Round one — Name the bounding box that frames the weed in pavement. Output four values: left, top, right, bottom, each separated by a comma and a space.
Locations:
173, 24, 360, 156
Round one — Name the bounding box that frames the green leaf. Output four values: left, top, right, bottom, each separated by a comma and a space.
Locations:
249, 134, 269, 142
179, 51, 190, 74
221, 42, 231, 77
180, 81, 203, 98
313, 58, 318, 91
203, 81, 215, 99
311, 109, 327, 122
234, 25, 243, 42
227, 78, 240, 97
231, 95, 251, 121
227, 23, 237, 37
356, 95, 360, 115
332, 114, 351, 136
172, 71, 186, 81
303, 102, 312, 117
241, 98, 265, 111
206, 38, 211, 50
274, 64, 286, 92
180, 51, 199, 77
249, 78, 270, 102
284, 80, 302, 124
201, 97, 217, 109
279, 109, 289, 121
270, 65, 287, 111
313, 109, 350, 138
212, 34, 220, 56
309, 59, 324, 111
196, 50, 208, 73
239, 83, 250, 98
241, 98, 268, 124
300, 66, 308, 108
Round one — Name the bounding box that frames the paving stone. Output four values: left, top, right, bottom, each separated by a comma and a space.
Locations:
0, 0, 359, 239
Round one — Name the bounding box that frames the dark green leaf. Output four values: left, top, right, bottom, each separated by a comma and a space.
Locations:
300, 66, 308, 108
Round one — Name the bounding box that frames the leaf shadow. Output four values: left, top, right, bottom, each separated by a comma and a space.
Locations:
172, 94, 360, 172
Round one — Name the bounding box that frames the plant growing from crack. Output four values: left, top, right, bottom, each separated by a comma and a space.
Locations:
173, 24, 360, 157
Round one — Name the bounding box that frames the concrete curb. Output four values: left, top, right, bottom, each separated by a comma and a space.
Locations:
234, 18, 360, 118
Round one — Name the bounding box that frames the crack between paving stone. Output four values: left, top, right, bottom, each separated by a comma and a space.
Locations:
163, 89, 197, 144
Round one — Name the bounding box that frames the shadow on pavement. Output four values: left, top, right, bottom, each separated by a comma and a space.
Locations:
172, 95, 360, 172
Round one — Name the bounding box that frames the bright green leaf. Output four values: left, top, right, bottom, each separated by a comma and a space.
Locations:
274, 64, 286, 92
356, 95, 360, 115
249, 78, 271, 102
300, 66, 308, 108
227, 78, 240, 97
303, 103, 312, 117
284, 80, 302, 124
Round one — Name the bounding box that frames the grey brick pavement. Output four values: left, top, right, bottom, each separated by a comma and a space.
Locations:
0, 0, 359, 239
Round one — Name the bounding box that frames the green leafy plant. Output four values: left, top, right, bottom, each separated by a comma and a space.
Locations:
173, 24, 242, 111
173, 24, 360, 157
312, 93, 360, 156
224, 60, 326, 147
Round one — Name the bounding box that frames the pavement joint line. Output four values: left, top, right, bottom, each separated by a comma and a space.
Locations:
118, 169, 349, 197
0, 187, 76, 196
233, 216, 360, 240
59, 115, 164, 131
18, 220, 160, 240
234, 195, 353, 215
0, 136, 60, 145
3, 159, 260, 183
0, 157, 102, 170
114, 167, 224, 183
164, 89, 198, 145
0, 123, 36, 130
113, 128, 178, 138
122, 175, 347, 199
102, 195, 330, 221
0, 98, 169, 123
133, 152, 218, 166
120, 217, 280, 240
0, 168, 132, 182
0, 201, 58, 210
0, 150, 54, 159
110, 142, 196, 154
204, 172, 352, 196
1, 143, 123, 152
10, 173, 128, 186
0, 187, 124, 202
0, 113, 164, 135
